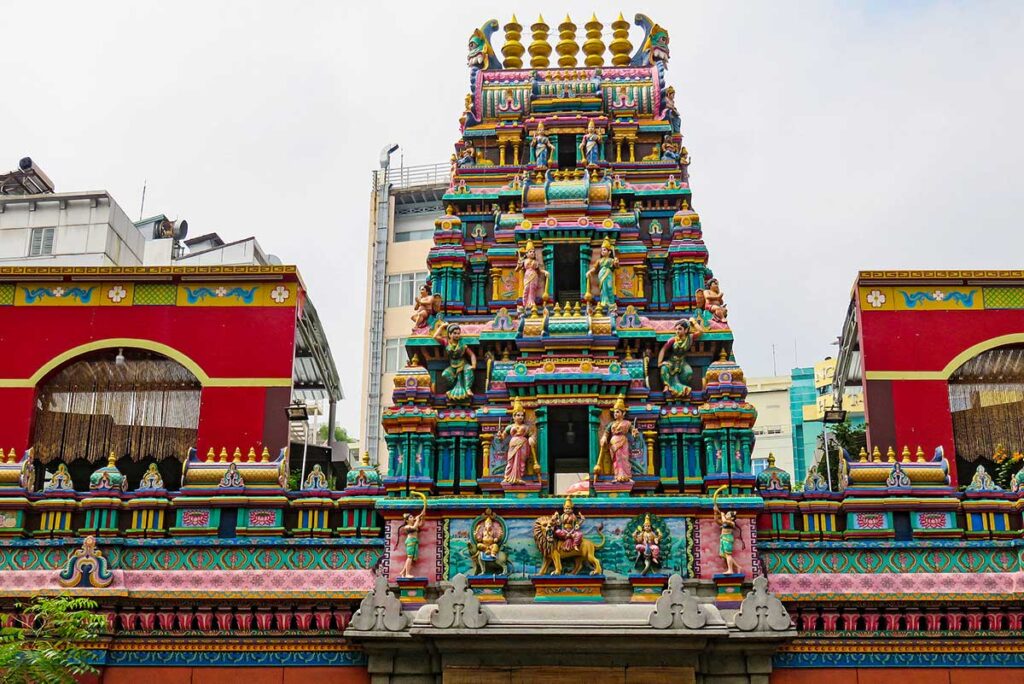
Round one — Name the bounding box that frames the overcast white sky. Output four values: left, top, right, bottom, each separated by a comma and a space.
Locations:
2, 1, 1023, 438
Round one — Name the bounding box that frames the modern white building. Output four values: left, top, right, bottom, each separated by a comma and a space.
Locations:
746, 375, 796, 479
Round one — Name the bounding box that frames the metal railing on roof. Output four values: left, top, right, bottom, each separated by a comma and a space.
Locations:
384, 163, 450, 190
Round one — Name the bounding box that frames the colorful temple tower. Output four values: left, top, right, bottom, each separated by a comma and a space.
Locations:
381, 13, 756, 501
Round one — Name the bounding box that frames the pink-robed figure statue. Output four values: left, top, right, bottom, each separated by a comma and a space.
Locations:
501, 398, 539, 484
516, 240, 548, 309
596, 395, 640, 482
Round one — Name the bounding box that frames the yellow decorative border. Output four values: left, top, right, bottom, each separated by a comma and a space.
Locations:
865, 333, 1024, 381
860, 270, 1024, 281
0, 338, 291, 388
0, 265, 298, 277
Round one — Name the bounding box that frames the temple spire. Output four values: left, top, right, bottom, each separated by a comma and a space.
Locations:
582, 14, 605, 67
502, 15, 525, 69
556, 14, 579, 68
609, 12, 633, 66
529, 15, 552, 68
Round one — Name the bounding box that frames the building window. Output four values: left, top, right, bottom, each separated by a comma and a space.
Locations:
752, 457, 768, 476
394, 212, 436, 243
385, 272, 429, 308
29, 227, 54, 256
384, 338, 407, 373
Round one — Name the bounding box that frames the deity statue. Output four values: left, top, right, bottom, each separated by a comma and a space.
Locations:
411, 280, 441, 330
531, 122, 555, 167
433, 323, 477, 403
516, 240, 549, 310
467, 508, 509, 575
456, 142, 476, 167
679, 146, 690, 183
501, 397, 539, 484
660, 135, 682, 163
658, 318, 702, 399
713, 486, 743, 575
632, 513, 663, 575
596, 395, 641, 483
397, 492, 427, 578
533, 498, 605, 575
586, 237, 619, 313
660, 86, 681, 132
579, 120, 603, 166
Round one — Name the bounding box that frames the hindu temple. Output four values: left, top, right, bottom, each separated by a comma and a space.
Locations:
0, 12, 1022, 684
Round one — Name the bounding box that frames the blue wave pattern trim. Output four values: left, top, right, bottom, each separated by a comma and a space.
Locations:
898, 289, 977, 308
775, 650, 1024, 668
99, 648, 366, 667
21, 286, 96, 304
184, 286, 259, 304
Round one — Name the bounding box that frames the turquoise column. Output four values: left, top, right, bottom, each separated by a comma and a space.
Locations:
588, 406, 603, 475
579, 242, 592, 300
658, 433, 677, 487
436, 436, 453, 487
460, 436, 478, 490
536, 406, 549, 477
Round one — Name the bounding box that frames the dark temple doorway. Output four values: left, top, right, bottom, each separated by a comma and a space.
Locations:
553, 244, 581, 303
547, 406, 590, 494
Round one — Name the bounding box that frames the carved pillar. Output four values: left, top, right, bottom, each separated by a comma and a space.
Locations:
542, 243, 554, 300
659, 432, 678, 488
460, 436, 478, 490
588, 406, 603, 475
436, 436, 454, 488
579, 242, 593, 300
683, 433, 703, 492
628, 137, 636, 162
535, 406, 549, 477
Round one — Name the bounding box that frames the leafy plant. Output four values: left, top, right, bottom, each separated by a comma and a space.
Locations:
0, 594, 107, 684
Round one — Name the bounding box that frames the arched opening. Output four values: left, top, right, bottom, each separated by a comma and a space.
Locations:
31, 348, 201, 490
948, 343, 1024, 485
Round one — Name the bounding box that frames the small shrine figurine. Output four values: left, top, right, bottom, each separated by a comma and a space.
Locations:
713, 485, 743, 576
658, 318, 702, 399
516, 240, 549, 310
469, 508, 509, 575
501, 397, 540, 484
534, 498, 604, 575
397, 492, 427, 578
596, 395, 640, 482
410, 280, 441, 330
586, 236, 619, 313
433, 323, 477, 403
579, 120, 603, 166
531, 122, 555, 167
632, 514, 663, 575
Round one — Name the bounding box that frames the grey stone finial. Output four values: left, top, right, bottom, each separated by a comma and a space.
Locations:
733, 576, 792, 632
349, 577, 409, 632
648, 573, 707, 629
430, 573, 489, 629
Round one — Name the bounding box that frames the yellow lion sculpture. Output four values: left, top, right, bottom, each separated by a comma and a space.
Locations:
533, 514, 606, 575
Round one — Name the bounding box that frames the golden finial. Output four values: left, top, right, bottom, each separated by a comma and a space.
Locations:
503, 15, 525, 69
886, 446, 896, 463
556, 14, 579, 68
582, 14, 605, 67
206, 447, 216, 462
260, 446, 271, 463
767, 453, 776, 467
232, 447, 242, 463
915, 445, 926, 462
360, 450, 370, 466
609, 13, 633, 66
529, 15, 551, 68
108, 451, 117, 468
5, 448, 14, 464
900, 445, 911, 462
553, 302, 562, 316
612, 393, 627, 414
247, 447, 257, 462
572, 301, 581, 316
871, 446, 881, 462
858, 447, 868, 462
218, 447, 229, 463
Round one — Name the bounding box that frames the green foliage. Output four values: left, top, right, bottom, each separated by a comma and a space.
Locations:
0, 594, 107, 684
832, 422, 867, 456
318, 425, 357, 444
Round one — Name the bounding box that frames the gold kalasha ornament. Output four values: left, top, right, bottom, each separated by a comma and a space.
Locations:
582, 14, 605, 67
529, 15, 552, 68
502, 15, 525, 69
556, 15, 579, 68
609, 13, 633, 66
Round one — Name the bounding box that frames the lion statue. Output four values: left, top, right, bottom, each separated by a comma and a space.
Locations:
533, 514, 606, 575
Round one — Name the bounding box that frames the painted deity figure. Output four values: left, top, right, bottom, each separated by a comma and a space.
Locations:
661, 135, 682, 162
456, 142, 476, 167
633, 514, 662, 573
596, 395, 641, 482
516, 240, 549, 310
411, 280, 441, 330
586, 237, 619, 313
553, 497, 585, 553
579, 120, 603, 166
713, 487, 743, 575
397, 492, 428, 578
701, 278, 729, 329
658, 318, 702, 399
501, 398, 539, 484
531, 122, 555, 167
660, 86, 681, 132
474, 509, 502, 559
433, 323, 477, 403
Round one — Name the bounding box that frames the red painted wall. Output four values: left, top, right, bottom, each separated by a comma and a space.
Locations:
773, 668, 1024, 684
98, 666, 370, 684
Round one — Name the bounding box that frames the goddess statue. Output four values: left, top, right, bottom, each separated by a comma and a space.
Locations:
516, 240, 549, 309
531, 122, 555, 167
553, 497, 585, 552
713, 486, 743, 575
501, 397, 539, 484
579, 120, 603, 166
433, 323, 477, 403
397, 492, 428, 578
660, 86, 681, 132
632, 513, 663, 574
586, 237, 618, 313
596, 395, 641, 482
658, 318, 702, 399
410, 280, 441, 330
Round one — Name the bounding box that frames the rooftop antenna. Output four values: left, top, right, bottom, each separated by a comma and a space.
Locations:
138, 179, 147, 221
771, 343, 777, 376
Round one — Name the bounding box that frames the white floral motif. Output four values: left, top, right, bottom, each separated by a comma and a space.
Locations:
214, 287, 228, 297
270, 285, 290, 304
931, 290, 945, 301
53, 287, 66, 297
107, 285, 127, 303
866, 289, 886, 308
